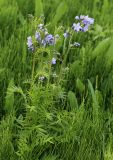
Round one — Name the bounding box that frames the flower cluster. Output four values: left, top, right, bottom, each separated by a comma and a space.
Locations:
27, 23, 58, 82
27, 15, 94, 51
27, 15, 94, 82
73, 15, 94, 32
27, 23, 57, 51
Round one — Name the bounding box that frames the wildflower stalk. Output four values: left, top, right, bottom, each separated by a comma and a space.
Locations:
31, 54, 35, 85
58, 32, 74, 85
47, 50, 53, 85
63, 32, 74, 66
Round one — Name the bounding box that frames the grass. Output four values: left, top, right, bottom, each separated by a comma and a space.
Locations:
0, 0, 113, 159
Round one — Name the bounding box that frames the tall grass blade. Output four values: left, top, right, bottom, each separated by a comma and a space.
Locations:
35, 0, 44, 18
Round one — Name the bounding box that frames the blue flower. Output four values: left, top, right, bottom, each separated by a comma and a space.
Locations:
75, 16, 79, 20
52, 58, 56, 65
80, 15, 85, 19
41, 39, 47, 47
73, 23, 82, 32
63, 32, 70, 38
45, 34, 55, 45
35, 31, 41, 42
27, 36, 32, 47
82, 16, 94, 25
27, 36, 34, 51
82, 24, 89, 32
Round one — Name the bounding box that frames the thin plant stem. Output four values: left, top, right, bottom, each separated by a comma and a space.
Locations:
58, 32, 74, 85
31, 53, 35, 86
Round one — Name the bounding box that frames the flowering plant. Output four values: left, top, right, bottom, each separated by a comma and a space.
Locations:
27, 15, 94, 85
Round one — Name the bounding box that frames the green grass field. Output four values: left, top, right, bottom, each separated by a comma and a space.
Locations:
0, 0, 113, 159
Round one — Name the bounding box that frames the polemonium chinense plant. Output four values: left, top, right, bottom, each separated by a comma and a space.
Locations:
26, 15, 94, 124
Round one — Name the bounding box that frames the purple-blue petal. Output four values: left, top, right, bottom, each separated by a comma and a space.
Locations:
52, 58, 56, 64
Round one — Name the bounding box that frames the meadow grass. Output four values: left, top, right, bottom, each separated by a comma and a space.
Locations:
0, 0, 113, 159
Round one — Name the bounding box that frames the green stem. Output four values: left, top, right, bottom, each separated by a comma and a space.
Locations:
63, 32, 74, 66
31, 54, 35, 85
47, 52, 52, 86
58, 32, 74, 85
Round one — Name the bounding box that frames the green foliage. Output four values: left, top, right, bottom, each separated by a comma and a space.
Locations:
51, 1, 68, 27
68, 91, 78, 109
91, 37, 111, 59
35, 0, 43, 18
76, 78, 85, 93
5, 79, 14, 114
1, 0, 113, 160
